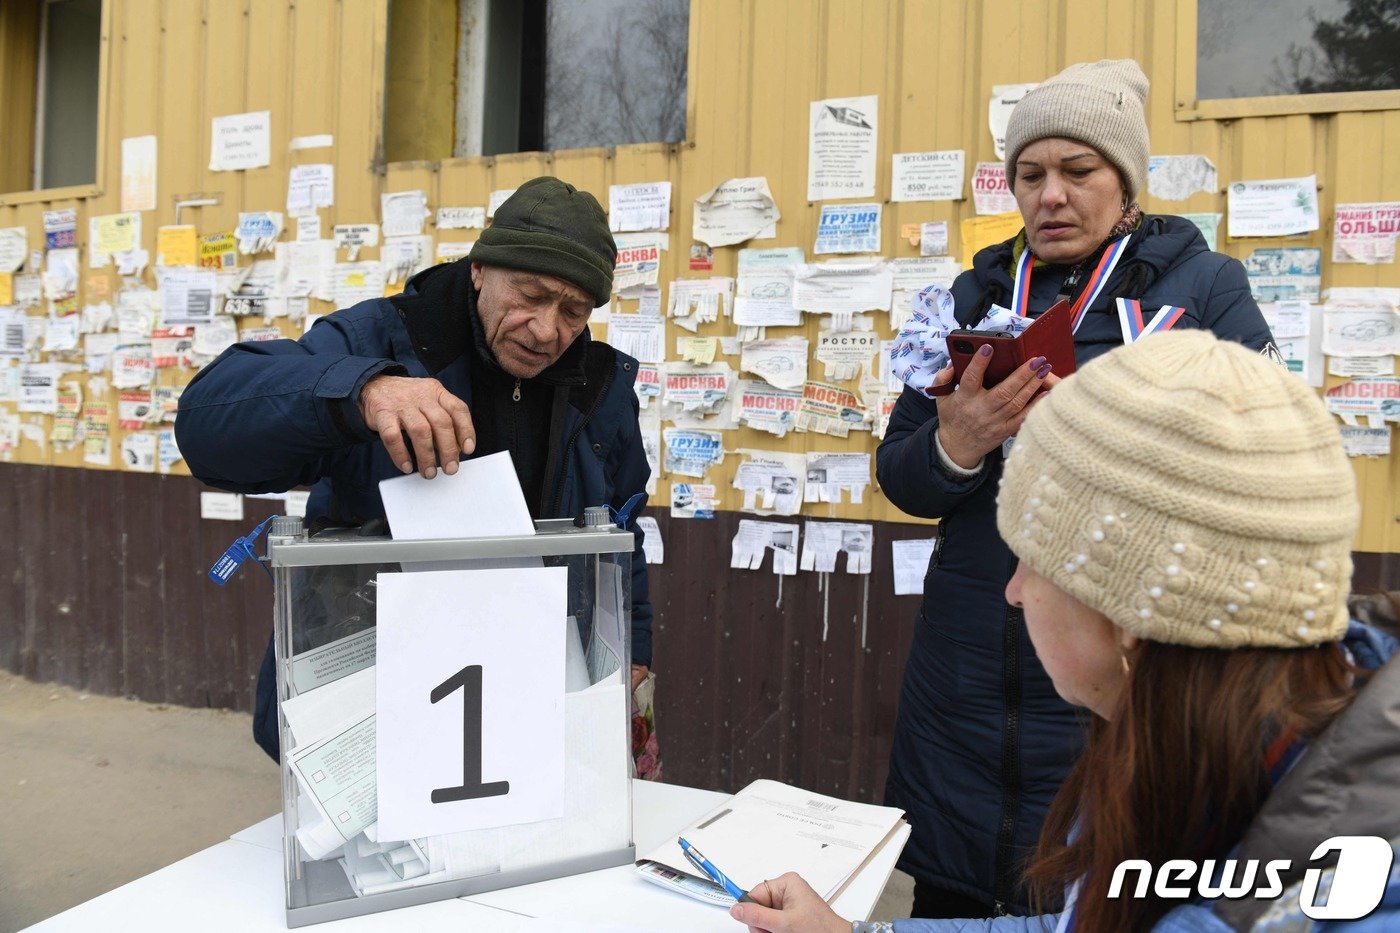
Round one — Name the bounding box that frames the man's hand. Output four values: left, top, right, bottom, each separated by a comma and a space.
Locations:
631, 664, 649, 693
933, 346, 1057, 469
729, 872, 849, 933
358, 375, 476, 479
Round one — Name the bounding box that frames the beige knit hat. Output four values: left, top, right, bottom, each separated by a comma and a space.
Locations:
997, 331, 1358, 649
1004, 59, 1150, 204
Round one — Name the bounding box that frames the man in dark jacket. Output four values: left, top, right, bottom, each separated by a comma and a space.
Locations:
175, 177, 653, 761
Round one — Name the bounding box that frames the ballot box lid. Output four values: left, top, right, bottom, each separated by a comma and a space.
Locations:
267, 518, 635, 567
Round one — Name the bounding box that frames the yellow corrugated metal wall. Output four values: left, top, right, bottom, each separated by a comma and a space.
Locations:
2, 0, 1396, 555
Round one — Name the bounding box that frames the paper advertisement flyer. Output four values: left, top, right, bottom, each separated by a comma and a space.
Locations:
892, 150, 964, 202
808, 96, 877, 200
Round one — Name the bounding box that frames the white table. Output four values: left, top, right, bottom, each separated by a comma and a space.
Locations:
27, 780, 909, 932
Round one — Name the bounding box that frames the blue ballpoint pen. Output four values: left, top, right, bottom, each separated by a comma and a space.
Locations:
678, 837, 754, 903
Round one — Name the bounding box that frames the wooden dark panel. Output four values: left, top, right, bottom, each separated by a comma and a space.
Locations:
0, 462, 21, 674
648, 511, 922, 801
82, 461, 126, 696
18, 467, 49, 682
159, 474, 207, 707
118, 471, 166, 702
46, 467, 88, 687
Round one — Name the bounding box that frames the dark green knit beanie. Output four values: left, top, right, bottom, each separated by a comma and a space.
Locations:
471, 176, 617, 306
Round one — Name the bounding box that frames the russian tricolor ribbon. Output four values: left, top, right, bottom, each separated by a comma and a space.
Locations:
1116, 298, 1187, 343
1010, 234, 1132, 334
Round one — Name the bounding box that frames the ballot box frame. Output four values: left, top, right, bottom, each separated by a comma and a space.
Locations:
268, 519, 637, 927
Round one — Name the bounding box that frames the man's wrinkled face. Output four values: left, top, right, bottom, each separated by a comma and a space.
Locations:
471, 263, 594, 378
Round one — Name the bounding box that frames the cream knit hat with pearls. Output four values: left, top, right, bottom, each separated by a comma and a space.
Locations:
997, 331, 1358, 648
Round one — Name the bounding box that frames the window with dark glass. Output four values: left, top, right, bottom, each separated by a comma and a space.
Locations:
1197, 0, 1400, 100
386, 0, 689, 162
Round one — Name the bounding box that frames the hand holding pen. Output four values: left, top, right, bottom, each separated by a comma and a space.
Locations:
677, 837, 755, 903
727, 870, 851, 933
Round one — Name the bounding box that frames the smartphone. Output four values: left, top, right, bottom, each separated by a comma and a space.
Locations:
926, 299, 1077, 396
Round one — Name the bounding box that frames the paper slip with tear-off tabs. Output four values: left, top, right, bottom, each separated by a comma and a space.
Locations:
635, 779, 905, 906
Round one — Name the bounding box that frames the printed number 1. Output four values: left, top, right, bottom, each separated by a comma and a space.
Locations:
429, 664, 510, 804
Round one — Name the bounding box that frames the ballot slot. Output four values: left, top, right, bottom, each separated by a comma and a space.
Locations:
269, 520, 636, 927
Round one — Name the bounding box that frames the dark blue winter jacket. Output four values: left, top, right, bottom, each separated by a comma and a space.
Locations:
876, 216, 1274, 912
176, 259, 653, 760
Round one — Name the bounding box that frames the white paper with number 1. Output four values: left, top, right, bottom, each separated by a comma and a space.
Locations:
376, 566, 566, 840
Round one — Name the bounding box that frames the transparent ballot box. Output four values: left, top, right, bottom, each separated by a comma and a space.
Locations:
267, 515, 636, 927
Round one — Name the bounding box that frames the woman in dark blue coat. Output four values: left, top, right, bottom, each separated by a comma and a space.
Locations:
875, 60, 1276, 918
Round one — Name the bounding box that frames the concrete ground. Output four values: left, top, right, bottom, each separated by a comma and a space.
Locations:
0, 671, 282, 931
1, 670, 913, 931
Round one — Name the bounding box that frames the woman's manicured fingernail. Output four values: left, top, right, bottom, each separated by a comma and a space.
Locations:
1029, 356, 1046, 369
979, 344, 993, 357
1036, 363, 1052, 379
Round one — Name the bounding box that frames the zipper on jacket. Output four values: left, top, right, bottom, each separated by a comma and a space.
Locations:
512, 378, 521, 402
549, 364, 616, 517
1056, 265, 1084, 303
994, 600, 1024, 914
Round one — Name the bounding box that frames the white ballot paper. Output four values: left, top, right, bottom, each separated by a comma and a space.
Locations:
804, 452, 871, 505
800, 520, 874, 574
793, 260, 892, 315
732, 449, 805, 515
375, 566, 567, 839
693, 177, 780, 247
286, 708, 377, 849
379, 451, 534, 540
892, 539, 937, 596
730, 519, 799, 575
636, 779, 904, 903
